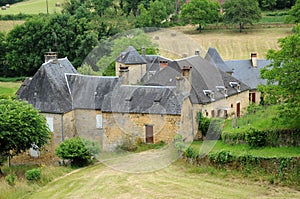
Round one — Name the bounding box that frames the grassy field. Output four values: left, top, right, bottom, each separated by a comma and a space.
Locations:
0, 20, 24, 32
0, 0, 62, 15
24, 161, 300, 199
148, 26, 292, 60
0, 81, 21, 97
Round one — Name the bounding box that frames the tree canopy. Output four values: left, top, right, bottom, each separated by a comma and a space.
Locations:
259, 24, 300, 127
223, 0, 261, 32
180, 0, 220, 31
286, 0, 300, 23
0, 99, 51, 163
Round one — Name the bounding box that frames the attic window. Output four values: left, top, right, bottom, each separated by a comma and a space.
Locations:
229, 82, 241, 92
203, 90, 215, 102
216, 86, 228, 97
125, 96, 132, 101
154, 96, 162, 102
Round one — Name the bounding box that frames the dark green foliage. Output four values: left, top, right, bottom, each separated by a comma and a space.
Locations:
0, 99, 51, 161
0, 13, 34, 20
55, 137, 99, 167
25, 168, 41, 182
223, 0, 261, 32
259, 24, 300, 127
180, 0, 220, 31
0, 0, 24, 6
286, 0, 300, 23
5, 173, 17, 186
184, 146, 197, 159
245, 128, 266, 148
196, 112, 210, 137
208, 151, 233, 165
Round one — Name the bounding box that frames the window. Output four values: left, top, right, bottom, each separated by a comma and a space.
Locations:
46, 117, 54, 132
211, 110, 215, 117
96, 114, 103, 129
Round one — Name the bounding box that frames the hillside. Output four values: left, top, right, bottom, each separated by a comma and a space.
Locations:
0, 0, 62, 15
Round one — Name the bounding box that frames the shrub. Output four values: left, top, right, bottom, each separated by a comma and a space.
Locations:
25, 168, 41, 182
5, 173, 17, 186
208, 151, 233, 165
55, 137, 94, 167
245, 128, 266, 148
196, 112, 210, 137
184, 146, 197, 159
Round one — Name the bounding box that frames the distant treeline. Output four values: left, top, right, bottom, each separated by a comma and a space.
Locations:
257, 0, 296, 10
0, 0, 24, 6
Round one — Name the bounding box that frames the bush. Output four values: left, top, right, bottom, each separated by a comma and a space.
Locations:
5, 173, 17, 186
55, 137, 96, 167
245, 128, 266, 148
25, 168, 41, 182
184, 146, 197, 159
208, 151, 233, 165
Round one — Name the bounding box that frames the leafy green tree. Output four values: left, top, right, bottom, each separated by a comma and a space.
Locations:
0, 32, 6, 76
0, 99, 51, 166
286, 0, 300, 23
55, 137, 100, 167
180, 0, 220, 31
223, 0, 261, 32
259, 24, 300, 127
261, 0, 277, 10
136, 4, 151, 27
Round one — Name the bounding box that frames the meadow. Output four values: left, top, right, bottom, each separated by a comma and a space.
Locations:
0, 0, 62, 15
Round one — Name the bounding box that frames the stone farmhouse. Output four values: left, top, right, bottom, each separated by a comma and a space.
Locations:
17, 46, 268, 155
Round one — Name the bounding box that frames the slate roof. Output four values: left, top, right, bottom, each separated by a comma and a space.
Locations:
224, 60, 270, 89
17, 58, 77, 114
102, 85, 182, 115
145, 55, 250, 104
205, 47, 233, 74
66, 74, 119, 110
115, 46, 147, 65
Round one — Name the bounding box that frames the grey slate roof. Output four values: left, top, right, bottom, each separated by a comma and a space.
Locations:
225, 60, 270, 89
145, 55, 250, 104
66, 74, 119, 110
17, 58, 78, 114
102, 85, 182, 115
115, 46, 147, 65
205, 47, 233, 73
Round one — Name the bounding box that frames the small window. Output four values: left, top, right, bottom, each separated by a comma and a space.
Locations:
96, 114, 103, 129
211, 110, 215, 117
46, 117, 54, 132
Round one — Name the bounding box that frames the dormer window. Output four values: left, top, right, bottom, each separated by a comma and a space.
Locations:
216, 86, 228, 97
229, 82, 241, 92
203, 90, 215, 101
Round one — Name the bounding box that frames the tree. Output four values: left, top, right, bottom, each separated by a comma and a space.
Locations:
286, 0, 300, 23
223, 0, 261, 32
261, 0, 277, 10
0, 32, 6, 76
0, 99, 51, 166
259, 24, 300, 127
180, 0, 220, 31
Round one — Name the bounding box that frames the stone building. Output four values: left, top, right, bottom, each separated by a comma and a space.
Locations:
17, 46, 268, 158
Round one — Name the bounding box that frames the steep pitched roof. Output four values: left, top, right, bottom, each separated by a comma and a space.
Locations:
225, 60, 270, 89
145, 55, 250, 104
205, 47, 233, 73
17, 58, 77, 113
115, 46, 147, 65
102, 85, 182, 115
66, 74, 119, 110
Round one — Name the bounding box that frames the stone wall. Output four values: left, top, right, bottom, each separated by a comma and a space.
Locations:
102, 112, 181, 151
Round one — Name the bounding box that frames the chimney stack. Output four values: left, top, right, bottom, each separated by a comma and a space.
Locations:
176, 65, 192, 94
119, 65, 129, 85
44, 49, 57, 63
142, 46, 146, 57
195, 48, 200, 56
251, 52, 257, 67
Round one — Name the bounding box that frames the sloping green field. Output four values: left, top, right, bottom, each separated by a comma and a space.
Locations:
0, 0, 62, 15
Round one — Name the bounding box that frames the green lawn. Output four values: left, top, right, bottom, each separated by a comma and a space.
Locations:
191, 141, 300, 158
0, 81, 21, 97
0, 0, 62, 15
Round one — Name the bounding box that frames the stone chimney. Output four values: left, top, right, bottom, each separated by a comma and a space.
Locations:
119, 65, 129, 85
195, 48, 200, 56
142, 46, 146, 57
176, 65, 192, 94
251, 52, 257, 67
44, 50, 57, 63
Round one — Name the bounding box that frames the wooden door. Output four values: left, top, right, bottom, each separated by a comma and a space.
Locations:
145, 125, 154, 143
236, 102, 241, 117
